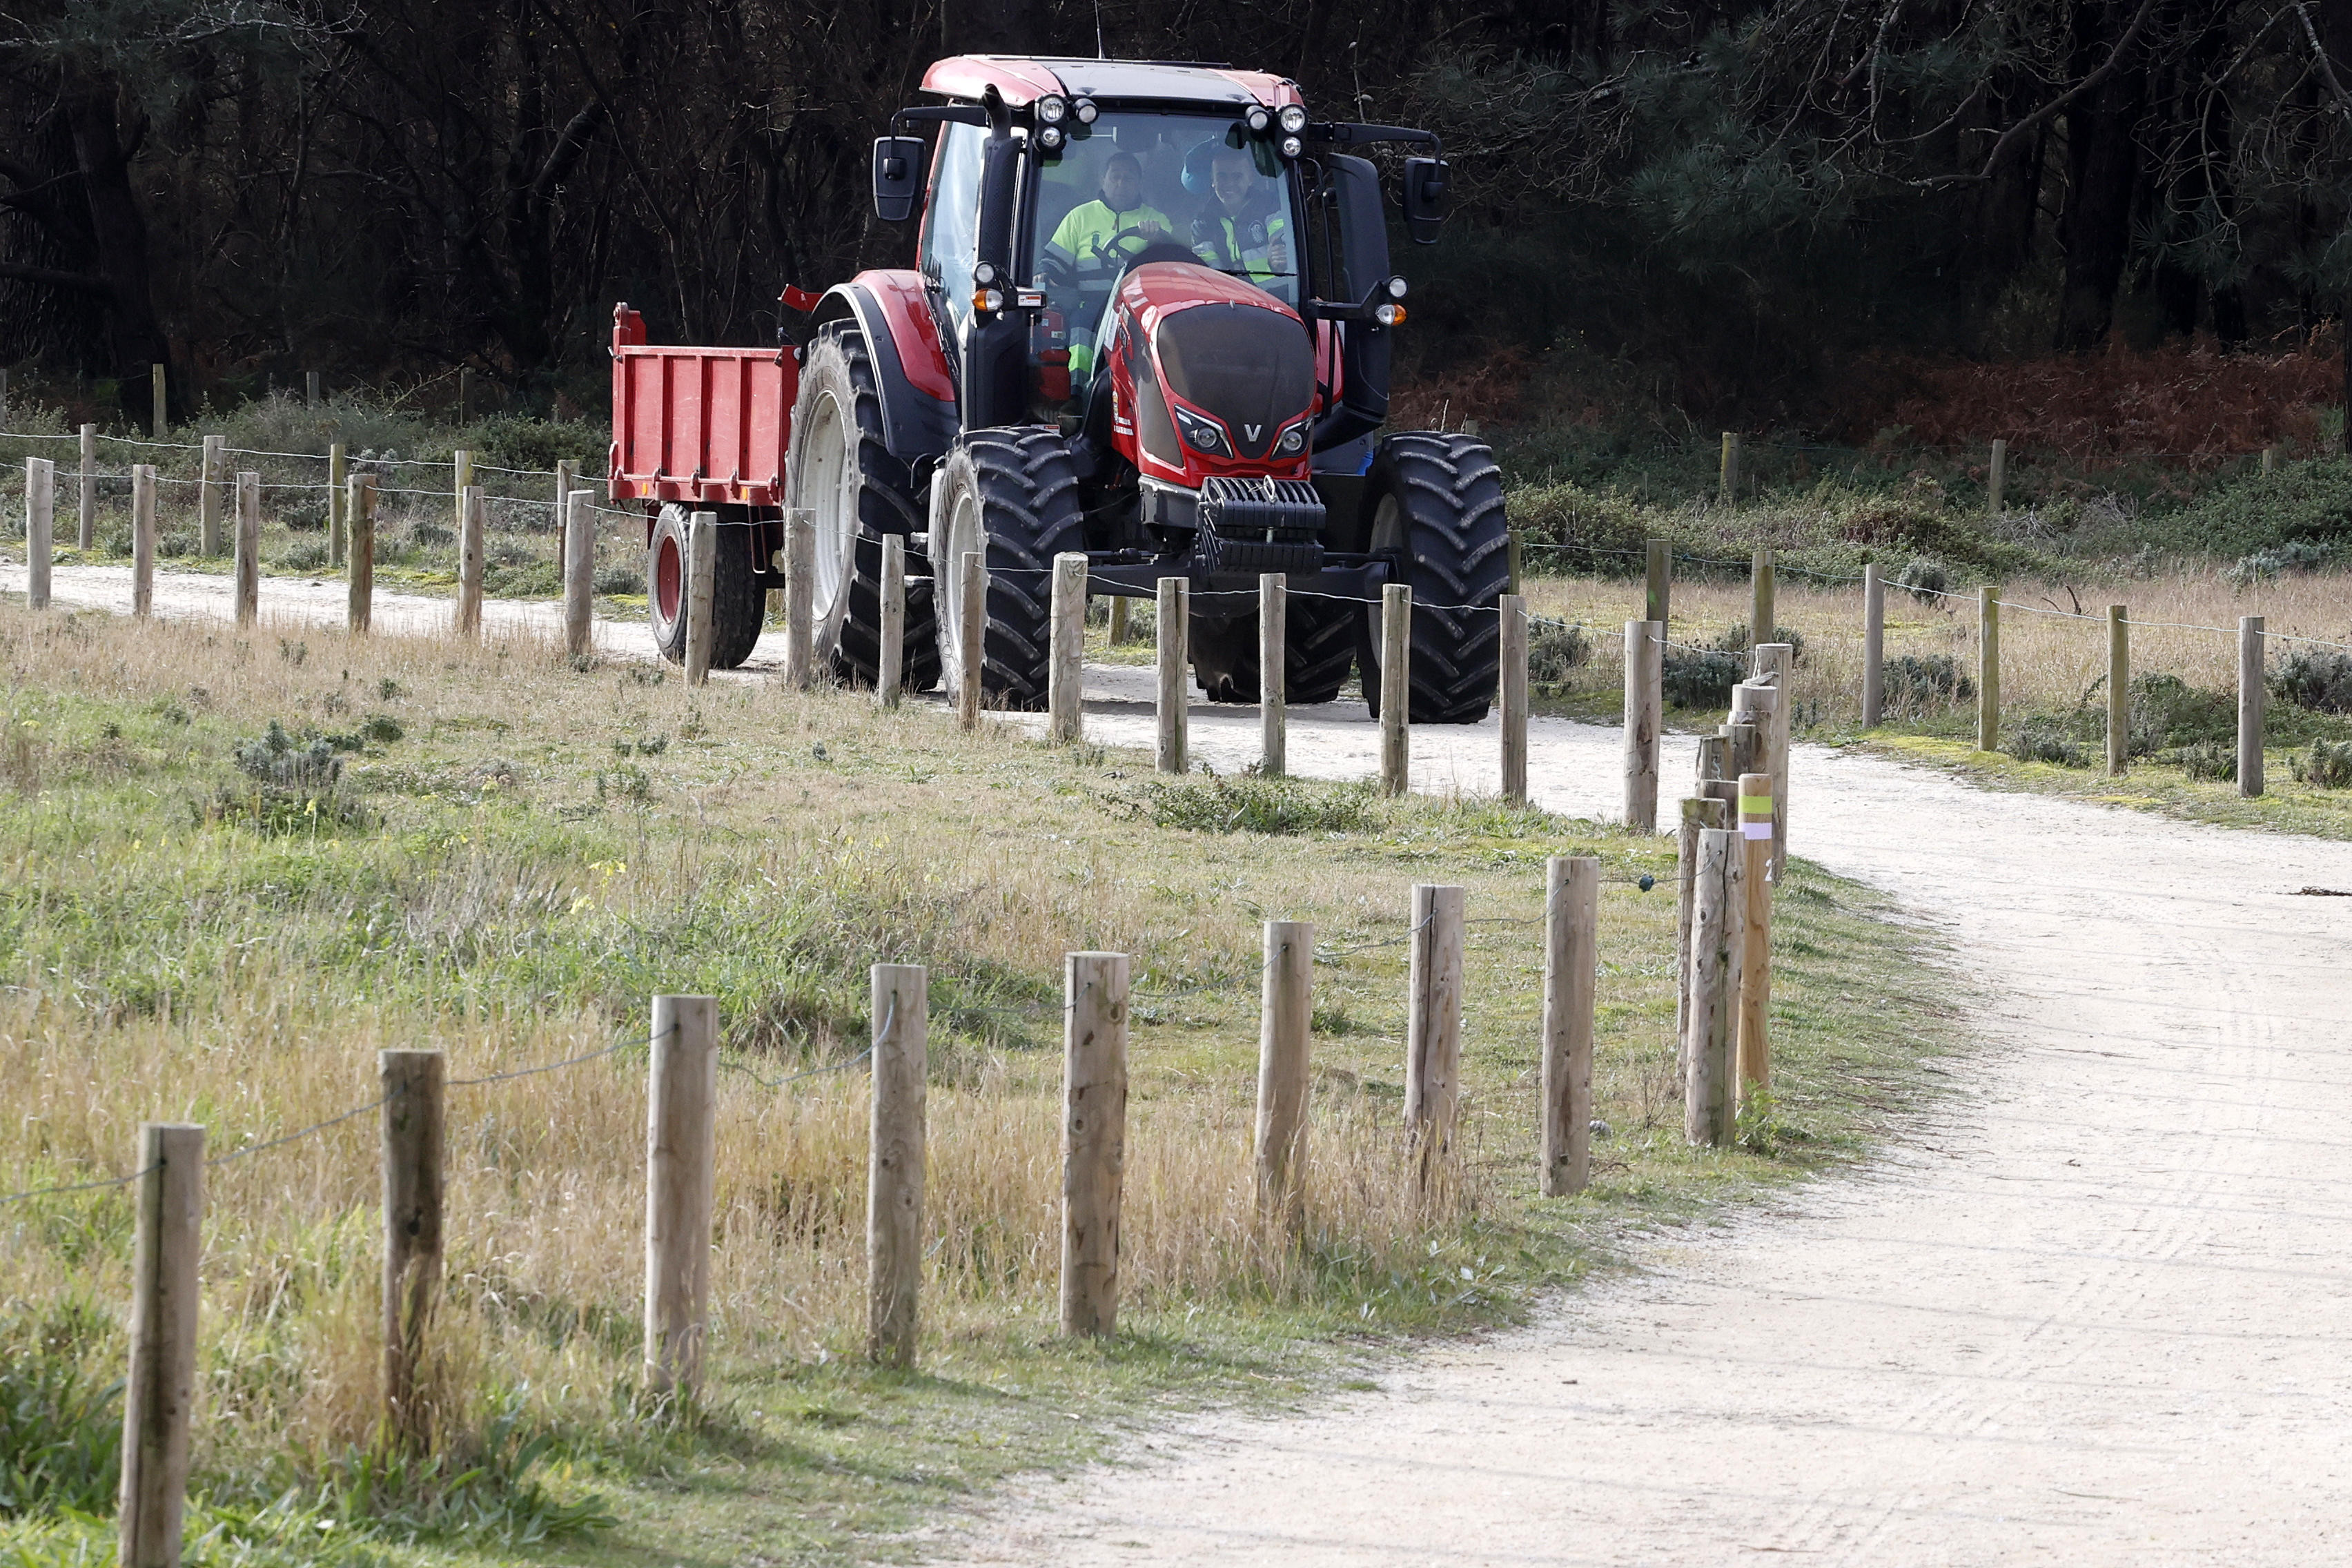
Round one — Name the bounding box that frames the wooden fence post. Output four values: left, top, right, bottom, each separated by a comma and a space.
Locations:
2263, 445, 2277, 477
327, 442, 346, 569
1048, 551, 1086, 742
554, 460, 574, 523
1718, 432, 1741, 507
1677, 794, 1727, 1067
25, 458, 52, 611
150, 364, 166, 438
868, 966, 928, 1366
380, 1049, 444, 1452
1156, 576, 1188, 774
1540, 856, 1598, 1197
877, 533, 907, 707
1380, 582, 1411, 796
306, 370, 321, 409
119, 1121, 204, 1568
1988, 438, 2008, 519
132, 464, 155, 618
1736, 772, 1774, 1107
1861, 561, 1885, 727
199, 435, 224, 558
1977, 586, 2000, 752
1750, 545, 1774, 646
1751, 644, 1792, 878
564, 489, 595, 658
1645, 539, 1671, 626
1061, 951, 1130, 1337
347, 473, 375, 633
450, 450, 471, 547
782, 510, 815, 689
1500, 594, 1529, 804
1254, 920, 1313, 1231
646, 994, 717, 1393
77, 424, 95, 551
1623, 620, 1661, 831
233, 472, 260, 626
684, 511, 716, 685
2106, 605, 2128, 776
1683, 828, 1743, 1146
1404, 883, 1467, 1188
2240, 616, 2266, 798
457, 368, 471, 424
455, 485, 484, 637
1260, 574, 1286, 776
958, 550, 984, 729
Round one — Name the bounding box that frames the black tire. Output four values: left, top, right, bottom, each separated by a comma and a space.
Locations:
790, 324, 940, 691
1190, 593, 1360, 705
1355, 433, 1511, 723
647, 504, 765, 668
932, 429, 1086, 712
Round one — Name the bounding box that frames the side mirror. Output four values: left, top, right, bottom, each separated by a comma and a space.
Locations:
873, 136, 925, 223
1401, 156, 1449, 244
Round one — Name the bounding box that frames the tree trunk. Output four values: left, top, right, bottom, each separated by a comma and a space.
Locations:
2052, 1, 2148, 351
61, 66, 172, 420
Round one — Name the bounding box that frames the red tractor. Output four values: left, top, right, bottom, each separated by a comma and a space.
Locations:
609, 55, 1506, 721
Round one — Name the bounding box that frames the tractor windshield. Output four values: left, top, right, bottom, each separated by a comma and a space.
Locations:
1026, 110, 1299, 393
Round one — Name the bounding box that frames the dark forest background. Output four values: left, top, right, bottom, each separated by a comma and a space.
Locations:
8, 1, 2352, 438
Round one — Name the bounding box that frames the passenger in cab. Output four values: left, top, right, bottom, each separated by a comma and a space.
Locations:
1190, 144, 1291, 288
1044, 152, 1173, 286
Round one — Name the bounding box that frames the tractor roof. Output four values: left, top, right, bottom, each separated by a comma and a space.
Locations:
921, 56, 1302, 113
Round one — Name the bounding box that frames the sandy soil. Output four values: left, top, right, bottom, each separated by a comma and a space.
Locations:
12, 566, 2352, 1562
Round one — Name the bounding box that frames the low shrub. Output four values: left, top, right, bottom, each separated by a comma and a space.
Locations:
1712, 623, 1806, 662
1880, 653, 1973, 712
1526, 619, 1591, 685
595, 562, 645, 596
2009, 714, 2090, 767
0, 1298, 121, 1516
2272, 649, 2352, 714
1893, 556, 1951, 602
2166, 740, 2237, 782
1110, 774, 1380, 834
278, 540, 329, 572
2156, 457, 2352, 558
235, 720, 342, 789
2128, 673, 2235, 752
2291, 738, 2352, 788
1660, 647, 1744, 710
2224, 540, 2331, 587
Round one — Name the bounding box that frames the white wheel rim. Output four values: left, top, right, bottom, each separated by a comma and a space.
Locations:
796, 389, 857, 640
936, 480, 986, 686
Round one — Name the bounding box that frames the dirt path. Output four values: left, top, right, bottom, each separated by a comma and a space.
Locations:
14, 567, 2352, 1561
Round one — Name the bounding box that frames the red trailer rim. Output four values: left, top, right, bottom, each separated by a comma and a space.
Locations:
655, 534, 683, 624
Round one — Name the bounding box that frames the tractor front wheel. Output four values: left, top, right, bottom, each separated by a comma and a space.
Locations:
790, 325, 939, 690
647, 504, 765, 668
932, 429, 1086, 712
1355, 433, 1511, 723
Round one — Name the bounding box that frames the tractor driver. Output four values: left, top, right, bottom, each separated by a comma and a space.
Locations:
1046, 150, 1175, 382
1190, 144, 1291, 293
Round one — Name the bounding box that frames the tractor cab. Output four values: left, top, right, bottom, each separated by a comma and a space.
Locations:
612, 55, 1506, 725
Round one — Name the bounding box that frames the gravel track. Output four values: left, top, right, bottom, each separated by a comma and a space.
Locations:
12, 565, 2351, 1562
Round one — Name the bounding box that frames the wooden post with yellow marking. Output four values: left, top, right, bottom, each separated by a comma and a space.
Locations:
1736, 772, 1773, 1110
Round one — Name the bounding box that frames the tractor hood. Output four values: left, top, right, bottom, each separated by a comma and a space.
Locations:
1114, 263, 1316, 480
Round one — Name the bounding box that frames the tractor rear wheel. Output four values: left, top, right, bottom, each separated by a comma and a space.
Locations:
647, 504, 765, 668
1355, 433, 1511, 723
1190, 593, 1360, 705
932, 429, 1086, 712
790, 324, 940, 690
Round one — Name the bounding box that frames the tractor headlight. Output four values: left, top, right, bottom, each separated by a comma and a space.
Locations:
1171, 404, 1231, 458
1246, 106, 1272, 133
1279, 135, 1302, 159
1037, 95, 1068, 124
973, 261, 999, 286
974, 288, 1006, 315
1274, 421, 1309, 457
1038, 125, 1064, 151
1384, 275, 1409, 300
1373, 302, 1405, 326
1073, 97, 1099, 124
1277, 104, 1308, 135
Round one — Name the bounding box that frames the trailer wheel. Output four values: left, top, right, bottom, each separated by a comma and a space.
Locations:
1355, 433, 1511, 723
1190, 594, 1360, 705
647, 504, 764, 668
932, 429, 1085, 712
790, 326, 939, 690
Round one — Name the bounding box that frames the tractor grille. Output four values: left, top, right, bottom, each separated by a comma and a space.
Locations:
1194, 476, 1325, 576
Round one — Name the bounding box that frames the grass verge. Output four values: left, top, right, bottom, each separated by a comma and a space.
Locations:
0, 601, 1963, 1565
